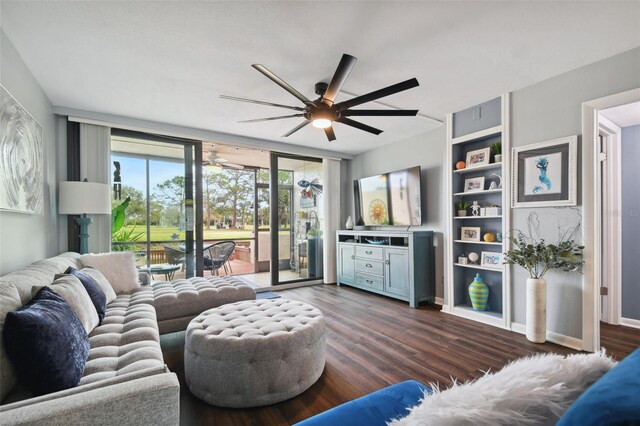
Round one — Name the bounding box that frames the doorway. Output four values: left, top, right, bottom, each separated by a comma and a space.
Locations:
270, 153, 324, 286
582, 88, 640, 352
598, 102, 640, 329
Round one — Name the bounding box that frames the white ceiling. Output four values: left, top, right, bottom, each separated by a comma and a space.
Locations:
2, 1, 639, 155
600, 102, 640, 128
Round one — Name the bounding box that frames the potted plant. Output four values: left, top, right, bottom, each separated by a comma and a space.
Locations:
456, 200, 469, 217
504, 232, 584, 343
491, 142, 502, 163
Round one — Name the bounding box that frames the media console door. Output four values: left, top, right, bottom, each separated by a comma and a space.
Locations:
338, 243, 355, 285
385, 247, 409, 297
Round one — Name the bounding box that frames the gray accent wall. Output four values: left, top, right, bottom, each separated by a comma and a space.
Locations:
348, 126, 447, 299
511, 47, 640, 338
348, 47, 640, 339
621, 124, 640, 321
0, 30, 61, 274
453, 97, 501, 138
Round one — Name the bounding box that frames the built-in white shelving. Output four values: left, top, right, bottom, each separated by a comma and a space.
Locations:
453, 240, 503, 245
443, 94, 511, 329
453, 162, 502, 174
454, 215, 502, 220
453, 189, 502, 197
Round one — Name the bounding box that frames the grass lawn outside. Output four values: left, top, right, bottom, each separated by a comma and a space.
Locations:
120, 225, 291, 243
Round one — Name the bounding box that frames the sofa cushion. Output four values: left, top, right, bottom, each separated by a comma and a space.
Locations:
80, 291, 164, 386
389, 351, 615, 426
558, 348, 640, 426
79, 252, 140, 294
294, 380, 430, 426
140, 275, 256, 323
0, 252, 81, 304
50, 275, 100, 334
0, 282, 22, 401
82, 266, 117, 304
65, 267, 108, 323
3, 287, 90, 396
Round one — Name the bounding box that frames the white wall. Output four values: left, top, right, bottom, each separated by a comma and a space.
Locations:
348, 126, 447, 299
0, 30, 61, 274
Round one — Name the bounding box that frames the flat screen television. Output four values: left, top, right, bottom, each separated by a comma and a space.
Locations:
354, 166, 422, 226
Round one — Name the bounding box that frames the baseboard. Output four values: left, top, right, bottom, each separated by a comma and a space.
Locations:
440, 304, 451, 313
435, 297, 444, 306
510, 322, 583, 351
620, 317, 640, 330
511, 322, 526, 334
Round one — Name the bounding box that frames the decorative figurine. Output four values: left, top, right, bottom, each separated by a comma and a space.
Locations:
468, 252, 479, 264
471, 201, 481, 216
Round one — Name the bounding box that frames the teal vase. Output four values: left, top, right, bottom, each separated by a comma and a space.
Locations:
469, 273, 489, 311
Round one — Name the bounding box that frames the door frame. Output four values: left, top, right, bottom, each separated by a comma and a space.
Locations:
269, 152, 324, 286
598, 116, 622, 325
581, 87, 640, 352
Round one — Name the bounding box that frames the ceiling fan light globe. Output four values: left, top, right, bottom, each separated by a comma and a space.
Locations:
312, 118, 332, 129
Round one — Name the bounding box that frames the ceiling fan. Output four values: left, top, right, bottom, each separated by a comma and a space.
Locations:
203, 150, 244, 170
220, 53, 420, 142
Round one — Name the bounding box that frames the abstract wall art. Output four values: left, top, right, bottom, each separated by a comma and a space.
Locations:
512, 135, 577, 208
0, 85, 44, 214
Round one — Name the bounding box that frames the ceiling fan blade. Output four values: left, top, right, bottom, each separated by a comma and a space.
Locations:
324, 126, 336, 142
252, 64, 313, 105
336, 117, 383, 135
220, 95, 304, 111
322, 54, 357, 107
282, 120, 310, 137
238, 114, 304, 124
343, 109, 419, 117
335, 78, 419, 110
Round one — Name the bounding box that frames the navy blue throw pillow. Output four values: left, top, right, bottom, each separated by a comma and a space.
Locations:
65, 266, 107, 323
3, 287, 90, 396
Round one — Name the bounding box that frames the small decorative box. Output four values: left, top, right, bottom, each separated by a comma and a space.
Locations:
484, 207, 501, 216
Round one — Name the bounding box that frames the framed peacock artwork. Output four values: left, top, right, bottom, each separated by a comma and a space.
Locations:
512, 135, 577, 208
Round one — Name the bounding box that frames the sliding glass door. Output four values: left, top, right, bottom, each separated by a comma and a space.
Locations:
110, 131, 201, 278
270, 153, 324, 285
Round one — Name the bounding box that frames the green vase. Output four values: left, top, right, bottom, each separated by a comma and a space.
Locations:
469, 273, 489, 311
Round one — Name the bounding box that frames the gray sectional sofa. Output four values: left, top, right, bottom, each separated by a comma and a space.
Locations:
0, 252, 256, 426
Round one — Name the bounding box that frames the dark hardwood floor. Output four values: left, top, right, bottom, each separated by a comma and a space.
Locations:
600, 321, 640, 360
160, 284, 639, 426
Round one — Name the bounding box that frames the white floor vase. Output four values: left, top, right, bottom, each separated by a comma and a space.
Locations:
526, 278, 547, 343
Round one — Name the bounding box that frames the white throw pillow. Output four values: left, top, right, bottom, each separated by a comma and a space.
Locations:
50, 275, 99, 334
79, 252, 140, 295
80, 267, 117, 304
389, 351, 615, 426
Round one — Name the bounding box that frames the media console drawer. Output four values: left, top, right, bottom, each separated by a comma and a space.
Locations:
355, 246, 384, 260
355, 273, 384, 291
355, 259, 384, 276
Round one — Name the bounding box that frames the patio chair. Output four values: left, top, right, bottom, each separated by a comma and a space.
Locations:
204, 241, 236, 276
163, 244, 186, 271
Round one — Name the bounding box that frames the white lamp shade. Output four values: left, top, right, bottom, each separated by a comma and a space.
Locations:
59, 181, 111, 215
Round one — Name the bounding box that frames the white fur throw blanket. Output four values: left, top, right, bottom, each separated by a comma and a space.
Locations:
389, 351, 615, 426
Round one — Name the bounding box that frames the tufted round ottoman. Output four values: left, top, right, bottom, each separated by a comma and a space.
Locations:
184, 298, 325, 407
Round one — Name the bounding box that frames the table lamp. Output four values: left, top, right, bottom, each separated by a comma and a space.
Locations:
59, 180, 111, 254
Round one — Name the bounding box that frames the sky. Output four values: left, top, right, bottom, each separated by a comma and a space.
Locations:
113, 155, 185, 196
